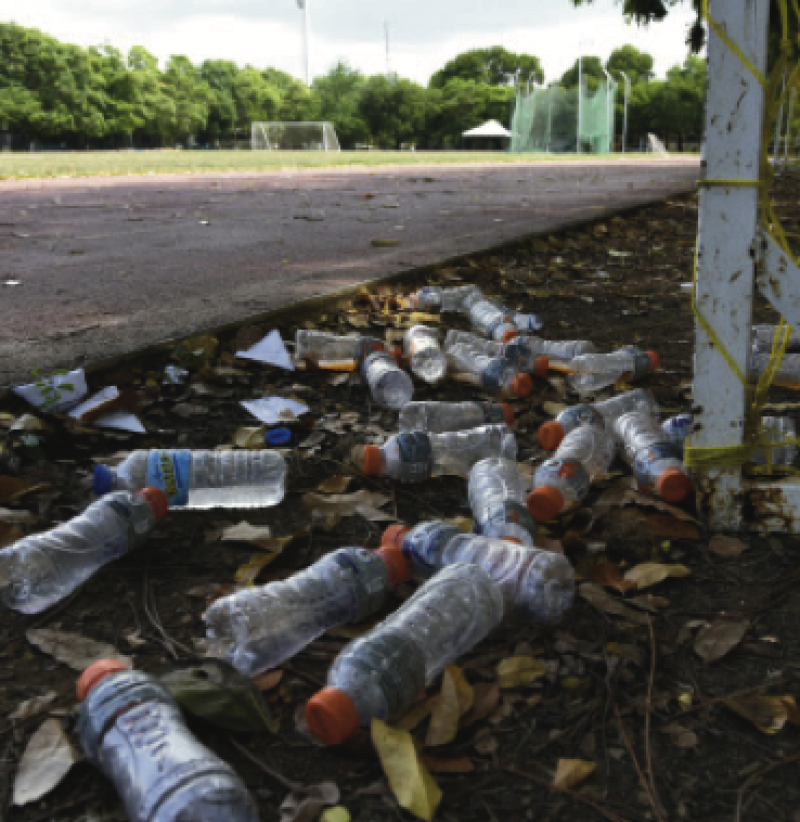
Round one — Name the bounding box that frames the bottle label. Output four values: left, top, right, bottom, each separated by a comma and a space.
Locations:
146, 450, 191, 507
395, 432, 434, 483
514, 314, 544, 332
632, 442, 683, 488
479, 358, 506, 396
534, 458, 591, 502
332, 549, 387, 623
402, 521, 462, 575
621, 346, 652, 382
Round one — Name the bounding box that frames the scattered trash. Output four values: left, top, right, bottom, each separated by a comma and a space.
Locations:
236, 329, 294, 370
68, 386, 146, 433
14, 368, 88, 413
241, 397, 310, 425
13, 718, 79, 806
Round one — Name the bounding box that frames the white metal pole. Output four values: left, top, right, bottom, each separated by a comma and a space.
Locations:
577, 55, 582, 154
619, 70, 630, 154
546, 84, 554, 152
602, 67, 612, 153
296, 0, 311, 86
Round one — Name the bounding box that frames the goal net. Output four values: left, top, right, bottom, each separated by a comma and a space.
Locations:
251, 122, 341, 151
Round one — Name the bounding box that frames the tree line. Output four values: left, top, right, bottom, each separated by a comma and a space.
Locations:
0, 23, 704, 151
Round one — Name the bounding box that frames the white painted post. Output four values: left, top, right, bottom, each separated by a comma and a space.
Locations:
620, 71, 630, 154
691, 0, 770, 529
577, 55, 583, 154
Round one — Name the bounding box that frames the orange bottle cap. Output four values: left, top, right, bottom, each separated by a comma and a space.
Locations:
500, 329, 520, 344
77, 658, 129, 701
359, 444, 383, 475
500, 403, 515, 427
389, 345, 403, 365
306, 687, 361, 745
376, 542, 411, 586
655, 468, 692, 503
138, 488, 169, 522
538, 421, 566, 450
509, 373, 533, 398
381, 523, 411, 551
502, 537, 524, 545
527, 486, 565, 523
532, 356, 549, 378
647, 350, 660, 372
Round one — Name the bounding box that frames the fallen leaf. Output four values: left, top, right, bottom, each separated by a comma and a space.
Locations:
320, 807, 351, 822
372, 720, 442, 822
590, 563, 638, 594
280, 782, 340, 822
252, 670, 284, 691
9, 692, 58, 722
645, 514, 701, 540
26, 629, 132, 671
624, 563, 691, 590
694, 619, 749, 663
234, 552, 284, 585
496, 656, 547, 689
426, 667, 466, 747
302, 490, 392, 524
221, 521, 272, 545
421, 756, 475, 774
395, 697, 436, 732
552, 758, 596, 791
317, 475, 353, 494
708, 535, 749, 557
579, 583, 650, 626
232, 426, 267, 449
13, 719, 79, 806
723, 696, 789, 734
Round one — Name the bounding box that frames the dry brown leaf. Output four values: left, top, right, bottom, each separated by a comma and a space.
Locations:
723, 696, 790, 734
9, 692, 58, 722
302, 490, 392, 523
496, 656, 547, 689
421, 756, 475, 774
232, 426, 267, 449
426, 668, 463, 747
552, 759, 596, 791
645, 514, 701, 540
317, 476, 353, 494
589, 563, 638, 594
579, 583, 650, 626
395, 697, 437, 732
694, 619, 749, 663
13, 719, 79, 806
623, 563, 691, 590
26, 629, 132, 671
708, 535, 749, 557
461, 682, 501, 727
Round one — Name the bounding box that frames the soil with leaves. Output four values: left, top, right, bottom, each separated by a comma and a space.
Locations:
3, 186, 800, 822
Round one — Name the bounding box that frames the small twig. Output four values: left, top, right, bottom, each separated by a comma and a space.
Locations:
734, 752, 800, 822
228, 737, 301, 792
645, 617, 665, 820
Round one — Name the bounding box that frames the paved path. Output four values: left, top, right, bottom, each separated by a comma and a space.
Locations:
0, 158, 699, 387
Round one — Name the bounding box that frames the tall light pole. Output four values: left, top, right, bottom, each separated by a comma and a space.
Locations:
297, 0, 311, 86
602, 67, 612, 153
619, 70, 631, 154
577, 53, 583, 154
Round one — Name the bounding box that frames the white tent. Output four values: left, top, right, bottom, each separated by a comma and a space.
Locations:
462, 119, 512, 138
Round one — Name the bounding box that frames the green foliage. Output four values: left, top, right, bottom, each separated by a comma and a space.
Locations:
429, 46, 543, 89
561, 56, 605, 90
607, 45, 654, 83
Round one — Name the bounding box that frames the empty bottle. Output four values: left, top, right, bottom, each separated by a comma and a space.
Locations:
465, 293, 519, 342
305, 563, 503, 745
568, 346, 660, 394
538, 389, 660, 449
513, 312, 544, 333
662, 413, 695, 446
751, 351, 800, 389
448, 344, 535, 398
404, 325, 447, 384
445, 329, 595, 364
398, 400, 514, 433
205, 544, 410, 677
295, 330, 392, 369
407, 284, 481, 313
614, 411, 692, 502
0, 490, 167, 614
354, 424, 516, 482
362, 351, 414, 409
528, 425, 617, 521
468, 458, 537, 545
93, 450, 286, 509
444, 330, 550, 375
382, 521, 574, 624
752, 325, 800, 354
76, 660, 259, 822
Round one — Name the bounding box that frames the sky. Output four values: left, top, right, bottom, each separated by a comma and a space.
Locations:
7, 0, 699, 85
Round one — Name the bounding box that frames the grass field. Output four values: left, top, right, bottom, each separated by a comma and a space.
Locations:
0, 149, 662, 180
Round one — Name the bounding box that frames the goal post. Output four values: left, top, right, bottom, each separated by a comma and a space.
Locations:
251, 122, 341, 151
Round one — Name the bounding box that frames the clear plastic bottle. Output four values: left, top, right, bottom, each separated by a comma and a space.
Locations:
404, 325, 447, 384
355, 424, 517, 482
205, 544, 410, 677
527, 425, 617, 521
662, 414, 695, 446
513, 312, 544, 333
464, 293, 519, 343
614, 411, 693, 502
0, 490, 167, 614
751, 351, 800, 388
538, 389, 660, 449
362, 351, 414, 409
752, 325, 800, 354
444, 330, 550, 376
468, 458, 537, 545
93, 450, 286, 509
295, 330, 389, 369
407, 285, 481, 313
568, 347, 660, 394
447, 344, 535, 398
398, 400, 514, 433
76, 661, 259, 822
382, 521, 574, 624
305, 563, 503, 745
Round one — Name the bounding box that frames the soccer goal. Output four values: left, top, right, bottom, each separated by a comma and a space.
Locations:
251, 122, 341, 151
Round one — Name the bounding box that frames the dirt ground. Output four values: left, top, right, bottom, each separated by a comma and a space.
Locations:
2, 177, 800, 822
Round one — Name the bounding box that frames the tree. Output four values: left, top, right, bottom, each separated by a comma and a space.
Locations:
560, 56, 605, 90
312, 62, 368, 147
162, 55, 211, 144
430, 46, 543, 89
358, 75, 429, 149
425, 79, 514, 148
606, 45, 654, 84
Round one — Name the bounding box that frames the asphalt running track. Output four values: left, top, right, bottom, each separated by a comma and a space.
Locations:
0, 158, 699, 387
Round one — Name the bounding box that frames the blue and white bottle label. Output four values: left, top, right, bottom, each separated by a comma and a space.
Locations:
146, 450, 191, 507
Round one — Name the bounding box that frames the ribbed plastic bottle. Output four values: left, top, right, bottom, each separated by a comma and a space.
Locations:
512, 312, 544, 333
614, 411, 693, 502
468, 458, 537, 545
93, 450, 286, 509
362, 350, 414, 409
404, 325, 447, 384
445, 329, 595, 363
382, 521, 574, 624
354, 424, 517, 482
538, 389, 660, 449
568, 347, 660, 394
0, 490, 168, 614
527, 425, 617, 521
305, 563, 503, 745
398, 400, 514, 433
76, 661, 259, 822
464, 293, 519, 342
444, 330, 550, 375
447, 344, 535, 398
752, 325, 800, 354
295, 330, 390, 369
407, 285, 481, 313
750, 351, 800, 388
205, 544, 410, 677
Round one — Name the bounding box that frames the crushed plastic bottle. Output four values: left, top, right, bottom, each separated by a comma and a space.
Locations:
295, 329, 391, 369
538, 389, 660, 449
205, 544, 410, 677
445, 329, 595, 364
354, 424, 517, 482
93, 450, 286, 509
447, 344, 536, 398
527, 425, 617, 521
382, 520, 574, 624
752, 325, 800, 354
0, 489, 167, 614
362, 350, 414, 409
464, 293, 519, 342
468, 457, 537, 545
305, 563, 503, 744
404, 325, 447, 384
444, 330, 551, 375
406, 284, 481, 313
512, 312, 544, 333
568, 347, 659, 395
398, 400, 514, 433
77, 660, 259, 822
614, 411, 693, 502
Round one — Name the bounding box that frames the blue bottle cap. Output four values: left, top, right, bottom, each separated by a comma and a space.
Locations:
265, 428, 292, 447
92, 464, 115, 496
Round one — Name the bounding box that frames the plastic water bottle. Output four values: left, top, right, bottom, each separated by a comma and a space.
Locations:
513, 312, 544, 333
362, 351, 414, 409
305, 564, 503, 745
445, 329, 594, 364
354, 424, 516, 482
93, 450, 286, 509
398, 400, 514, 433
614, 411, 693, 502
0, 490, 167, 614
205, 544, 410, 677
295, 330, 391, 369
444, 330, 550, 375
750, 351, 800, 388
568, 347, 660, 394
448, 344, 535, 398
76, 661, 259, 822
527, 425, 617, 521
407, 285, 481, 313
752, 325, 800, 354
538, 389, 660, 449
382, 521, 574, 625
464, 293, 519, 342
404, 325, 447, 384
468, 458, 537, 545
662, 414, 695, 446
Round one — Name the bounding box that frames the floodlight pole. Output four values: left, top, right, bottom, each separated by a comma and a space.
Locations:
547, 83, 555, 152
619, 70, 630, 154
577, 54, 582, 154
297, 0, 311, 86
602, 67, 612, 153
